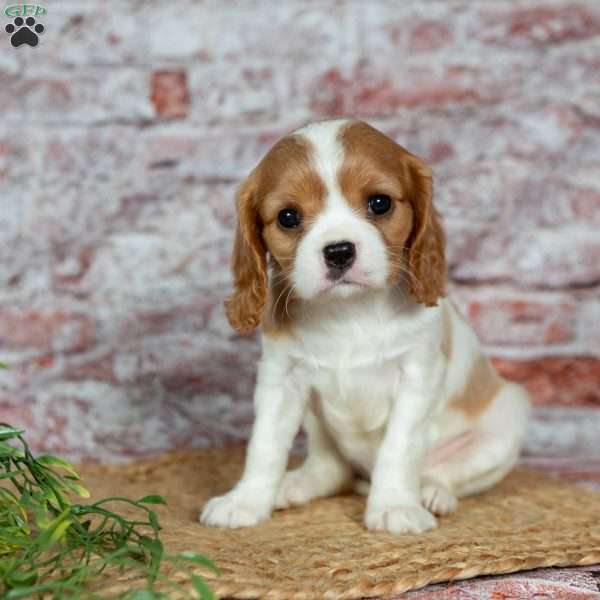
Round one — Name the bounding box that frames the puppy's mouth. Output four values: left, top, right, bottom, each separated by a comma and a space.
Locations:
337, 278, 364, 286
327, 267, 368, 286
322, 269, 371, 294
327, 266, 361, 283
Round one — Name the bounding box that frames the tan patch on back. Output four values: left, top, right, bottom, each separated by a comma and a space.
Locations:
255, 135, 326, 336
450, 355, 503, 419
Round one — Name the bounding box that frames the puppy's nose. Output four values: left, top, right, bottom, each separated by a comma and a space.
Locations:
323, 241, 356, 271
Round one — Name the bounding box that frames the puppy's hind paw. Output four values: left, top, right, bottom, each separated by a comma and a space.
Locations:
421, 480, 457, 516
199, 492, 271, 528
275, 470, 318, 509
365, 504, 437, 535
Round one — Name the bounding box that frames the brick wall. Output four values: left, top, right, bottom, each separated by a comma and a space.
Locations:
1, 0, 599, 461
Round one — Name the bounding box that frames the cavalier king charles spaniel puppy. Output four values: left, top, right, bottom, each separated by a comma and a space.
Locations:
201, 119, 530, 535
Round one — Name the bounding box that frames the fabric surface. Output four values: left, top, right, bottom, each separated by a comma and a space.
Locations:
78, 447, 600, 599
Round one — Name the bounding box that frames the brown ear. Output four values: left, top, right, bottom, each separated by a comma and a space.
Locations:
224, 173, 268, 333
405, 157, 446, 306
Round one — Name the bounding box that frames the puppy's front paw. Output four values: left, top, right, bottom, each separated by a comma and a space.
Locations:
365, 504, 437, 535
199, 492, 271, 528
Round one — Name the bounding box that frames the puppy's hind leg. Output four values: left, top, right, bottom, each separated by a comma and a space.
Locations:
424, 382, 530, 506
275, 404, 353, 509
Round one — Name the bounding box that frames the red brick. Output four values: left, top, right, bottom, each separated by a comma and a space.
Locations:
436, 162, 526, 223
467, 297, 577, 346
188, 64, 281, 126
478, 3, 600, 47
579, 299, 600, 357
453, 228, 600, 288
366, 66, 484, 110
140, 127, 291, 179
2, 69, 153, 124
0, 309, 95, 353
0, 400, 34, 431
427, 141, 454, 164
31, 4, 148, 67
0, 134, 29, 182
309, 64, 500, 117
572, 192, 600, 223
40, 126, 138, 192
53, 246, 95, 289
308, 68, 348, 116
0, 141, 14, 180
64, 353, 115, 383
150, 71, 189, 120
492, 357, 600, 407
408, 21, 453, 51
144, 3, 347, 63
514, 176, 600, 227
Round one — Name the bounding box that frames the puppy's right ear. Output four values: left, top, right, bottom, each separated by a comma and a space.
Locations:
224, 173, 268, 334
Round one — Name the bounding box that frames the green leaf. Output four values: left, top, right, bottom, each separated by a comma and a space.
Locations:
191, 574, 217, 600
0, 362, 8, 369
0, 421, 217, 597
139, 536, 164, 578
5, 583, 79, 599
148, 510, 159, 531
5, 567, 38, 586
0, 441, 20, 455
5, 588, 38, 599
0, 529, 30, 546
37, 455, 81, 477
127, 591, 161, 600
0, 426, 24, 440
36, 509, 72, 545
48, 517, 72, 544
5, 585, 49, 599
176, 551, 219, 574
62, 479, 90, 499
137, 495, 167, 505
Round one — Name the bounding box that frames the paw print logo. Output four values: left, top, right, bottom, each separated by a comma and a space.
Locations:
5, 16, 45, 47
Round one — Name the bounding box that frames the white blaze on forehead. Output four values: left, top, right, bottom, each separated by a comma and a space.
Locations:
293, 119, 352, 212
291, 119, 390, 300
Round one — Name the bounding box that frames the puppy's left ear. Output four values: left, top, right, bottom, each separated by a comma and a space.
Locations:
224, 172, 268, 334
405, 156, 446, 306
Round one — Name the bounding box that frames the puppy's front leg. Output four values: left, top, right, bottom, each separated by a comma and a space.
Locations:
200, 358, 307, 528
365, 361, 441, 535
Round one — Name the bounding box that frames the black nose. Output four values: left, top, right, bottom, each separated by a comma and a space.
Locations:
323, 241, 356, 271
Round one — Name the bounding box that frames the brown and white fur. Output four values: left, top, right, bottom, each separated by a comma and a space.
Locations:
200, 119, 530, 535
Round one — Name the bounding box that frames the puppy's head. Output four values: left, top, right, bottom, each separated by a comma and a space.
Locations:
225, 120, 446, 334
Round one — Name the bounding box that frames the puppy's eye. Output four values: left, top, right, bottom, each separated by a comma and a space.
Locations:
277, 208, 301, 229
368, 194, 392, 216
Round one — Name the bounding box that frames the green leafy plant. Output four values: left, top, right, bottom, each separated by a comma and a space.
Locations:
0, 424, 217, 599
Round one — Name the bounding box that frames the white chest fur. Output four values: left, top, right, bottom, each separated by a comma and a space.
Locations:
274, 289, 441, 474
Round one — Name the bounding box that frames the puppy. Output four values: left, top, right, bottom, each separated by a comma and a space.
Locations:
200, 119, 530, 534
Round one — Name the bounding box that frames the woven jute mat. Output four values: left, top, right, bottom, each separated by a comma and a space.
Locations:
79, 447, 600, 599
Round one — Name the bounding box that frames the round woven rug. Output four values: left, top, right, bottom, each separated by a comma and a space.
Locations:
79, 447, 600, 599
